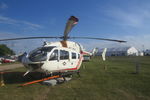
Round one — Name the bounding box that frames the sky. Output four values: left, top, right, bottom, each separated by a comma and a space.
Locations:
0, 0, 150, 53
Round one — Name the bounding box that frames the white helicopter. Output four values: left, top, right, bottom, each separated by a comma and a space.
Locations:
0, 16, 126, 77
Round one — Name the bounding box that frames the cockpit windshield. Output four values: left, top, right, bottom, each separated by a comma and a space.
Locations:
29, 46, 54, 62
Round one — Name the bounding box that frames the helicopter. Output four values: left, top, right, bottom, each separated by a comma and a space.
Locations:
0, 16, 126, 77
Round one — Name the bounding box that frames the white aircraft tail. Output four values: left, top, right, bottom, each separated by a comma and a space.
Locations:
91, 48, 99, 56
102, 48, 107, 61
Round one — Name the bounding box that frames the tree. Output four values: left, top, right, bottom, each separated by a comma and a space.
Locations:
0, 44, 15, 56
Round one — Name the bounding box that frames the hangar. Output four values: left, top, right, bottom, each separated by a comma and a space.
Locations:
145, 50, 150, 56
98, 47, 139, 56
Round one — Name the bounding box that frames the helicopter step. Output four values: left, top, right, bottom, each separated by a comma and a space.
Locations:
42, 77, 72, 86
42, 71, 80, 86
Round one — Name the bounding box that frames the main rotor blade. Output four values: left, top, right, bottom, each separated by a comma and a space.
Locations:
0, 36, 127, 43
70, 37, 127, 43
0, 36, 61, 41
64, 16, 79, 40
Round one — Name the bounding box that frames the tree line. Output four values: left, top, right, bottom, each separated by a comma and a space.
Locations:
0, 44, 15, 56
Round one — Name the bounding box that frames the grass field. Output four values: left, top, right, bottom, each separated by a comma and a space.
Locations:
0, 56, 150, 100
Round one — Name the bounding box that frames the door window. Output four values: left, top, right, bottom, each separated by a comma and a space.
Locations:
60, 50, 69, 60
72, 52, 76, 59
78, 54, 80, 59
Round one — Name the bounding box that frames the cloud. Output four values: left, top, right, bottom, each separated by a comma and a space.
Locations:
0, 32, 21, 38
89, 3, 150, 50
122, 34, 150, 50
0, 16, 42, 29
0, 32, 44, 54
103, 5, 150, 28
81, 40, 128, 51
112, 10, 143, 27
0, 2, 8, 10
0, 16, 18, 25
79, 33, 150, 52
21, 21, 41, 28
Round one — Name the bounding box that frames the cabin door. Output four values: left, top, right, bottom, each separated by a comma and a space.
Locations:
43, 49, 59, 71
58, 50, 71, 70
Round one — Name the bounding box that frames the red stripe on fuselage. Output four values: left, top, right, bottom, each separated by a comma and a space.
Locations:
81, 51, 90, 55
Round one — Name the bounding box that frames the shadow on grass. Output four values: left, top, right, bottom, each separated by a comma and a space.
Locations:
1, 72, 46, 84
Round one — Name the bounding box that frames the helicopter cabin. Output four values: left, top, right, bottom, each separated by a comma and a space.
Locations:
24, 45, 83, 72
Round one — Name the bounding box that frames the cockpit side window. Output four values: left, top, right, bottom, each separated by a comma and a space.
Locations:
29, 47, 54, 62
78, 54, 80, 59
60, 50, 69, 60
49, 50, 58, 61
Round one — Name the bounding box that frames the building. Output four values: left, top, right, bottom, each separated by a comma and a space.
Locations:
126, 47, 139, 56
98, 47, 139, 56
144, 49, 150, 56
138, 51, 144, 56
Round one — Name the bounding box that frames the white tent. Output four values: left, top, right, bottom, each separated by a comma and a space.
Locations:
127, 47, 138, 56
98, 47, 139, 56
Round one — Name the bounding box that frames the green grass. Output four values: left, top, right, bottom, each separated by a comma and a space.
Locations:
0, 56, 150, 100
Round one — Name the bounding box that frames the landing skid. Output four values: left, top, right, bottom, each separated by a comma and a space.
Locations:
20, 71, 79, 86
20, 75, 60, 86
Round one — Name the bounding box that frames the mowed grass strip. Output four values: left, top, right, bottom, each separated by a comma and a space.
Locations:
0, 56, 150, 100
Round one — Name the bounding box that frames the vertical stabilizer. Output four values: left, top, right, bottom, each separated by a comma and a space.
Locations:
102, 48, 107, 61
